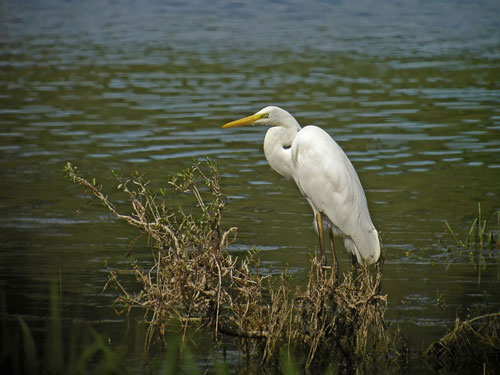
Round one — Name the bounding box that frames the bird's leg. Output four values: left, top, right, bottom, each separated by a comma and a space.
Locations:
329, 230, 339, 275
316, 212, 327, 266
351, 254, 358, 267
351, 254, 360, 277
376, 253, 384, 294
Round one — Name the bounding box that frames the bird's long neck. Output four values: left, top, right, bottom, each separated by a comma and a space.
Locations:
263, 117, 301, 180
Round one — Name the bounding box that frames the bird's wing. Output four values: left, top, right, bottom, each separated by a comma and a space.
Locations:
291, 125, 379, 262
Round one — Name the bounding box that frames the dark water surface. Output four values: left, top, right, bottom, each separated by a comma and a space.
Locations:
1, 0, 499, 373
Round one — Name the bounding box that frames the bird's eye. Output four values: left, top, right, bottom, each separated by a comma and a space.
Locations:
260, 113, 270, 119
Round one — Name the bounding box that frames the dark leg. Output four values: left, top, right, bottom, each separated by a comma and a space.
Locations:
316, 212, 327, 266
351, 254, 360, 276
329, 230, 339, 275
376, 251, 384, 294
351, 254, 358, 267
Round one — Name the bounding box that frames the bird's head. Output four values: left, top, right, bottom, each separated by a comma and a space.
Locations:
221, 106, 297, 129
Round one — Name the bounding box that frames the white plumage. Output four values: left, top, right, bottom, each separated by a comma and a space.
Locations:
222, 106, 380, 267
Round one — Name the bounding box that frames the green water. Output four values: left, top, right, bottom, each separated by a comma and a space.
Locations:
1, 0, 499, 373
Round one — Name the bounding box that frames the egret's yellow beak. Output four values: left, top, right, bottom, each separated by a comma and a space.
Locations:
221, 113, 266, 128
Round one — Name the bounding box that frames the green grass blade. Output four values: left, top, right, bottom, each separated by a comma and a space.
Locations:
18, 317, 38, 375
46, 282, 63, 374
159, 335, 181, 375
444, 220, 461, 246
280, 348, 300, 375
465, 218, 478, 247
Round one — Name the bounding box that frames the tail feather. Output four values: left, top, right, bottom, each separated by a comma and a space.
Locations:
345, 228, 380, 264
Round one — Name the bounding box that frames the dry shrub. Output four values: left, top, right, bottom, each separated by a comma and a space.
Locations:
424, 312, 500, 374
64, 160, 406, 373
285, 258, 404, 372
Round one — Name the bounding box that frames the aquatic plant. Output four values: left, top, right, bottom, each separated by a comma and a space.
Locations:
426, 204, 500, 374
424, 312, 500, 374
444, 203, 500, 284
64, 160, 406, 373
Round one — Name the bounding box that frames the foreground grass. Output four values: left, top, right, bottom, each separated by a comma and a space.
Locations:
0, 284, 126, 375
1, 284, 237, 375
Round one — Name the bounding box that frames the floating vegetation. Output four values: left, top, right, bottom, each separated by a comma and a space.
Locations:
424, 312, 500, 374
64, 160, 407, 374
444, 203, 500, 284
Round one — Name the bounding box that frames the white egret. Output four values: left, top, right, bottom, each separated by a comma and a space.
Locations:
221, 106, 380, 271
